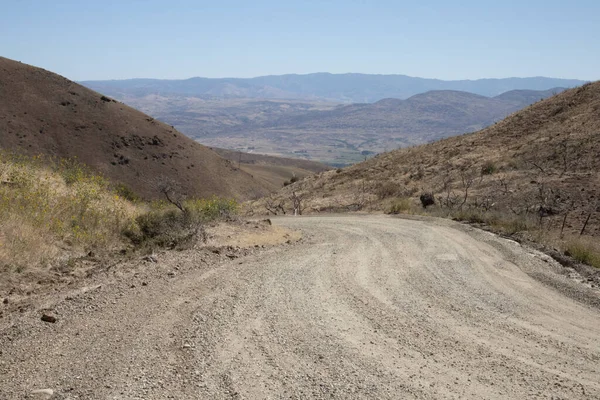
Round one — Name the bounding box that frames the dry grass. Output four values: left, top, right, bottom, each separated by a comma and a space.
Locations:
0, 153, 243, 294
565, 238, 600, 269
0, 153, 138, 272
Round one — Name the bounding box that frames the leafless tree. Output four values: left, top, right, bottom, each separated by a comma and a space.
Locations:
458, 167, 477, 210
580, 199, 599, 236
154, 176, 186, 212
290, 191, 304, 216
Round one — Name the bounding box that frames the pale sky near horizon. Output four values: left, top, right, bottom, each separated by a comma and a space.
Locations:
1, 0, 598, 82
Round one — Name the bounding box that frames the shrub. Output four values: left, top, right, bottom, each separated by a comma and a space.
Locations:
124, 209, 204, 249
0, 153, 137, 270
566, 240, 600, 269
388, 198, 412, 214
451, 210, 488, 224
124, 197, 238, 249
184, 197, 238, 221
375, 181, 398, 200
419, 193, 435, 208
481, 161, 498, 175
114, 183, 140, 203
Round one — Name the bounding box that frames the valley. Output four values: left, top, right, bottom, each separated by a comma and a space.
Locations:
81, 85, 569, 165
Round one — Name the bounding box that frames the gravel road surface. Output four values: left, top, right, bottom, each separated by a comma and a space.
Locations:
1, 215, 599, 399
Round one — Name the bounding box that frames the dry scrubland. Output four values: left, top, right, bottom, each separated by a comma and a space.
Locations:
0, 153, 239, 295
250, 83, 600, 268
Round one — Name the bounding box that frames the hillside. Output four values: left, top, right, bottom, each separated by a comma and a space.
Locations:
82, 73, 584, 103
252, 82, 600, 239
211, 147, 331, 191
192, 88, 566, 165
0, 57, 268, 200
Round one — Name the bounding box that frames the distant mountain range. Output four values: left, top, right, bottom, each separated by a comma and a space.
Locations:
110, 87, 566, 165
81, 73, 585, 103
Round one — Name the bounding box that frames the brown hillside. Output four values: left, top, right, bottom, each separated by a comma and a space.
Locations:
211, 147, 331, 191
0, 57, 268, 200
253, 82, 600, 237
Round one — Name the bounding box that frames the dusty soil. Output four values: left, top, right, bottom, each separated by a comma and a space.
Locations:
1, 215, 599, 399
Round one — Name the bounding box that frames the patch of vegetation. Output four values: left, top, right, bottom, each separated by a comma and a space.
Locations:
0, 152, 137, 270
480, 161, 498, 175
283, 175, 300, 187
123, 197, 238, 250
114, 183, 141, 203
375, 181, 398, 200
388, 198, 413, 214
566, 240, 600, 269
0, 152, 239, 271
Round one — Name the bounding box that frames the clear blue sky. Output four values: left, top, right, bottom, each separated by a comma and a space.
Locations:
1, 0, 598, 81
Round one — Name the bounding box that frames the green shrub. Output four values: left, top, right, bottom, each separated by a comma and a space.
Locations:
114, 183, 140, 203
184, 197, 238, 221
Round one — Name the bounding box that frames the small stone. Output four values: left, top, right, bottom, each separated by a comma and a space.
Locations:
167, 271, 176, 277
2, 298, 8, 305
141, 281, 148, 286
41, 314, 57, 323
182, 343, 191, 349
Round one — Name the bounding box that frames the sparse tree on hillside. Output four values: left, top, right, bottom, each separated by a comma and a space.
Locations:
154, 176, 186, 213
458, 167, 477, 210
290, 191, 304, 216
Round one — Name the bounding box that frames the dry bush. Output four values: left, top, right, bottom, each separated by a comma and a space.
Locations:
374, 181, 399, 200
388, 198, 414, 214
565, 237, 600, 269
124, 197, 238, 250
0, 153, 139, 272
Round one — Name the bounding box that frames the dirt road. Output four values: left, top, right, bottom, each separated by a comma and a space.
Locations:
2, 215, 599, 399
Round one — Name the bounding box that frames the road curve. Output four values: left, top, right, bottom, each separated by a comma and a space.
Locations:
1, 215, 599, 399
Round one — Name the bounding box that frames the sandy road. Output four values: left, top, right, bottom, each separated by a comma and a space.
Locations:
1, 215, 599, 399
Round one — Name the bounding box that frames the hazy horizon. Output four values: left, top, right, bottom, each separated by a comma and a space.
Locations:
2, 1, 599, 82
80, 71, 589, 83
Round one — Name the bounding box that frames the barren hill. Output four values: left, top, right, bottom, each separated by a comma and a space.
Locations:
0, 57, 268, 200
253, 82, 600, 237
